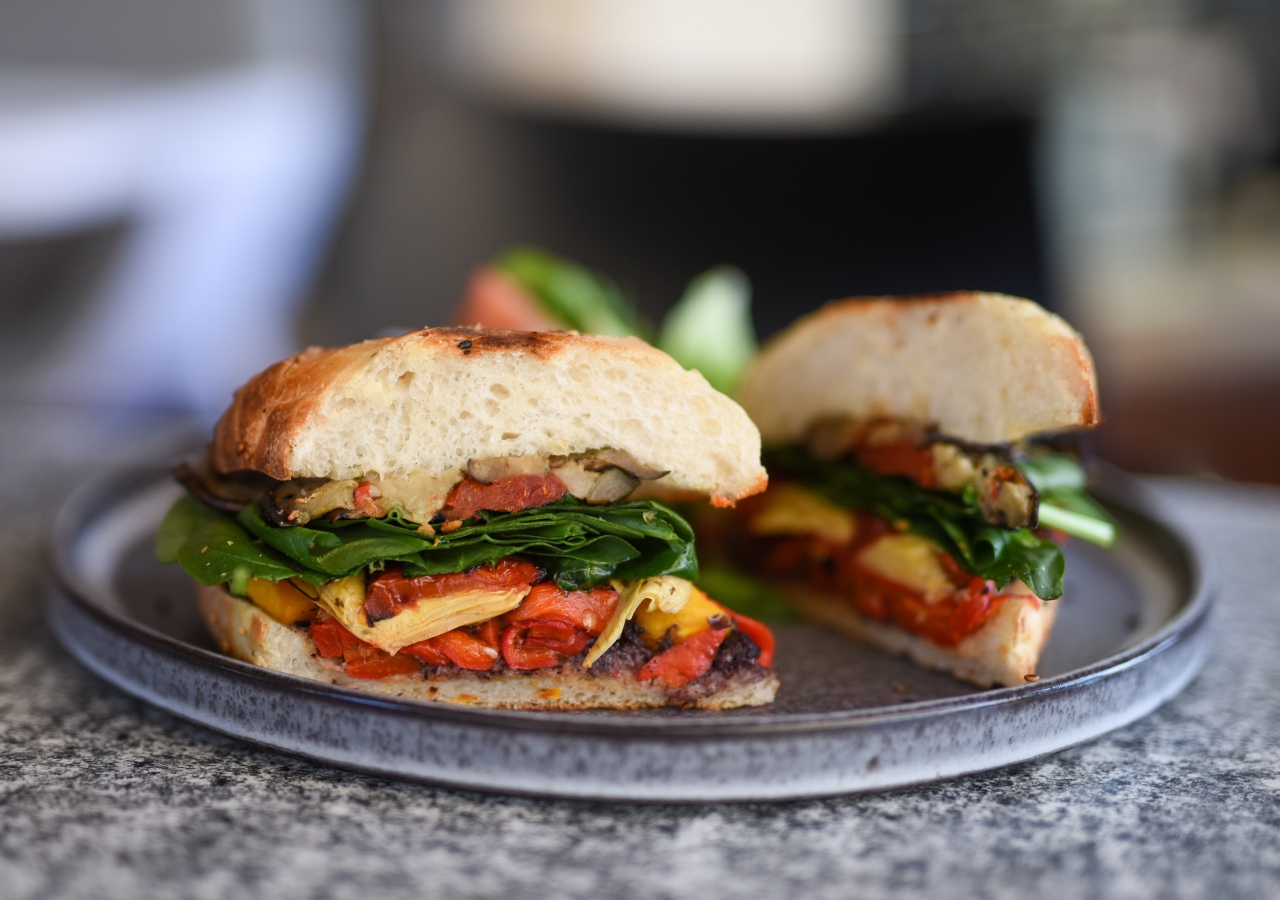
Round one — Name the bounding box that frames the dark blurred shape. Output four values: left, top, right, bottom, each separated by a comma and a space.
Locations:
0, 224, 125, 371
304, 0, 1280, 489
486, 113, 1048, 339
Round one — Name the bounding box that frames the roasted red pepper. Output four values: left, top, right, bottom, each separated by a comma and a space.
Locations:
949, 577, 1006, 639
505, 582, 618, 635
636, 627, 729, 688
310, 615, 347, 659
502, 617, 592, 669
352, 481, 384, 518
365, 558, 542, 623
441, 473, 568, 521
402, 619, 503, 671
310, 613, 424, 679
855, 441, 937, 488
343, 654, 422, 679
498, 582, 617, 669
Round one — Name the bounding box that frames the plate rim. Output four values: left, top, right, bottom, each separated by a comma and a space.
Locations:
45, 465, 1213, 739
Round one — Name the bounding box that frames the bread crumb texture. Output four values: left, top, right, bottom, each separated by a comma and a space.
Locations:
740, 292, 1100, 446
214, 328, 765, 505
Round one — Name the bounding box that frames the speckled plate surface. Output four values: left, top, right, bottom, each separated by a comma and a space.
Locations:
45, 468, 1211, 802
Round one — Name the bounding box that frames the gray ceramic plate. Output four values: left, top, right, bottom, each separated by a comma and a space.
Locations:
46, 468, 1210, 802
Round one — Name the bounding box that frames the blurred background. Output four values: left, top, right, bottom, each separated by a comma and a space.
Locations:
0, 0, 1277, 481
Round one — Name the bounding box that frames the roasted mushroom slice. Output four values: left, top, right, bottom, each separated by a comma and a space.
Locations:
466, 455, 550, 484
584, 467, 642, 504
551, 459, 600, 499
580, 448, 669, 481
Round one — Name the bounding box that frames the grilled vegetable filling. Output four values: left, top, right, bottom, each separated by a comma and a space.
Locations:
157, 457, 775, 697
747, 420, 1115, 646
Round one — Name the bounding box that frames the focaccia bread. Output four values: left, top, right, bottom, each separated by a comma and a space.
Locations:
158, 326, 778, 711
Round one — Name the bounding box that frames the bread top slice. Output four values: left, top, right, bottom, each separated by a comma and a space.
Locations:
738, 292, 1100, 446
210, 327, 767, 506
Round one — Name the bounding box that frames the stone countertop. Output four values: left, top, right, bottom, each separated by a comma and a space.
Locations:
2, 405, 1278, 899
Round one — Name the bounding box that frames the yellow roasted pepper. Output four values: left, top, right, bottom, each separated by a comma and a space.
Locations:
246, 578, 318, 626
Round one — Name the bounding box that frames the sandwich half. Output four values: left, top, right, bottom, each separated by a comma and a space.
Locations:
156, 327, 778, 709
736, 292, 1114, 687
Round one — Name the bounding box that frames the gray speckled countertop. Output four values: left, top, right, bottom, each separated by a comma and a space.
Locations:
2, 405, 1278, 899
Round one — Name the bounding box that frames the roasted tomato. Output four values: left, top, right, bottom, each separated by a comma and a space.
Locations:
364, 558, 543, 623
636, 627, 730, 688
441, 473, 568, 521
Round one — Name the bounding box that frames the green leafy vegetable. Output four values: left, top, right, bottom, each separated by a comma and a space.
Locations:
696, 562, 804, 623
493, 247, 761, 396
157, 495, 304, 596
765, 448, 1067, 600
1035, 503, 1116, 546
1018, 453, 1117, 548
155, 494, 698, 594
497, 247, 649, 339
657, 266, 758, 395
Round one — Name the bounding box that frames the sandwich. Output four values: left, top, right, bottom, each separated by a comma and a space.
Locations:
735, 292, 1115, 687
155, 327, 778, 709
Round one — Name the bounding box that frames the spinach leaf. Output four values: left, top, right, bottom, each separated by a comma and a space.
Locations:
155, 494, 699, 593
696, 562, 804, 623
765, 447, 1067, 599
157, 495, 313, 596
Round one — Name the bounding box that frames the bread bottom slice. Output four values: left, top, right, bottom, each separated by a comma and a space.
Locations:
197, 585, 779, 710
784, 582, 1058, 688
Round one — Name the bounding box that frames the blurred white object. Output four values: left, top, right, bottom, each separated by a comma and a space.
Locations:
441, 0, 902, 132
1038, 25, 1280, 387
0, 0, 364, 414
